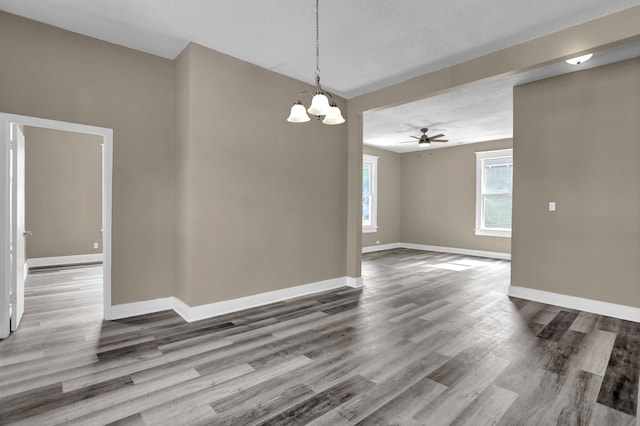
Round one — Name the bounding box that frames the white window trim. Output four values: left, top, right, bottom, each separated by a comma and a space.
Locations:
475, 148, 512, 238
363, 154, 378, 233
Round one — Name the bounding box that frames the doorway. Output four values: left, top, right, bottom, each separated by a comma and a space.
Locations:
0, 114, 113, 338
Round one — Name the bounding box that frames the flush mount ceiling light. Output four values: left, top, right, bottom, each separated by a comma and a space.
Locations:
565, 53, 593, 65
287, 0, 345, 125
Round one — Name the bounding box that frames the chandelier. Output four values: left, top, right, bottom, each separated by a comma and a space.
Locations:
287, 0, 345, 125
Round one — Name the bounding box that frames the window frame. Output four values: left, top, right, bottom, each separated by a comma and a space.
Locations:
475, 148, 513, 238
362, 154, 378, 233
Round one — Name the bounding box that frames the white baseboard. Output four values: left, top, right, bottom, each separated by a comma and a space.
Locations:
171, 298, 192, 322
508, 285, 640, 323
362, 243, 403, 254
110, 276, 359, 323
175, 276, 350, 322
110, 297, 173, 320
27, 253, 104, 269
346, 277, 363, 288
397, 243, 510, 260
362, 242, 510, 260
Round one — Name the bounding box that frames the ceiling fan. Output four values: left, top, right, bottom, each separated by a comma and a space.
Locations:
401, 128, 449, 146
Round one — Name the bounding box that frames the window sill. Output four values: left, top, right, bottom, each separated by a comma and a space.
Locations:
475, 228, 511, 238
362, 226, 378, 234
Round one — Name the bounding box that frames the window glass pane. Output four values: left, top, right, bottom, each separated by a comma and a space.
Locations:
363, 163, 371, 195
484, 162, 512, 194
484, 195, 512, 229
362, 195, 371, 225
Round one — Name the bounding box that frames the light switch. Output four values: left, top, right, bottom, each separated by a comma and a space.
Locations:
94, 242, 99, 249
549, 202, 556, 212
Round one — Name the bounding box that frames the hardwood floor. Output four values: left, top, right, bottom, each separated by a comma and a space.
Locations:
1, 249, 639, 425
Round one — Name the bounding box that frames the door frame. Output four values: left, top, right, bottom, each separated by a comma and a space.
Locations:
10, 123, 26, 331
0, 113, 113, 338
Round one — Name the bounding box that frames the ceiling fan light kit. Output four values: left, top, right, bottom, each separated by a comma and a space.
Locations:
401, 127, 449, 147
286, 0, 345, 125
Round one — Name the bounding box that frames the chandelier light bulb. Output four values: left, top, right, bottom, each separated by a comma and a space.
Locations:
322, 105, 345, 125
287, 102, 311, 123
308, 93, 331, 116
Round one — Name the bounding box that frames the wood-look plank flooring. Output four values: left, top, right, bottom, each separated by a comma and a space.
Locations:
1, 249, 639, 425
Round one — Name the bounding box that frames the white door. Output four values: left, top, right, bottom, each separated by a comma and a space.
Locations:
0, 118, 9, 338
10, 124, 25, 331
0, 113, 113, 334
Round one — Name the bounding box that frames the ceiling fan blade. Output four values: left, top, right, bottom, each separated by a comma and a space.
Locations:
399, 141, 416, 144
428, 134, 445, 140
410, 135, 420, 139
431, 139, 449, 142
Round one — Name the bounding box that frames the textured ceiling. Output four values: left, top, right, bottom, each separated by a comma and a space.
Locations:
2, 1, 639, 153
0, 0, 639, 99
364, 40, 640, 153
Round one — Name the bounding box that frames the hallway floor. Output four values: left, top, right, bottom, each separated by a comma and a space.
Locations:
0, 251, 638, 425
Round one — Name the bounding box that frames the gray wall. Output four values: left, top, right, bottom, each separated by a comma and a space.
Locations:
512, 58, 640, 308
363, 140, 512, 254
3, 8, 639, 311
0, 11, 175, 304
174, 41, 192, 304
362, 146, 401, 248
24, 127, 102, 259
345, 6, 640, 280
1, 12, 349, 308
401, 139, 512, 253
175, 43, 348, 306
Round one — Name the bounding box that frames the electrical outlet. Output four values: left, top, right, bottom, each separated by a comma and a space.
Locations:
376, 241, 380, 244
549, 202, 556, 212
94, 242, 99, 249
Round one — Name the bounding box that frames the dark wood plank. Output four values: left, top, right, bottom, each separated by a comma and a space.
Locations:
105, 413, 145, 426
427, 336, 501, 387
355, 376, 446, 425
450, 384, 518, 425
537, 310, 579, 342
0, 375, 133, 422
1, 252, 638, 425
544, 329, 586, 375
597, 319, 640, 416
258, 374, 375, 425
211, 383, 315, 425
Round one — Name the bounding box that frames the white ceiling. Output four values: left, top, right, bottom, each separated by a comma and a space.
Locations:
2, 1, 639, 154
364, 40, 640, 153
0, 0, 638, 99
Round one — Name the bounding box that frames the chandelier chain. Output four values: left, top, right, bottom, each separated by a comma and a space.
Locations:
315, 0, 320, 85
286, 0, 344, 124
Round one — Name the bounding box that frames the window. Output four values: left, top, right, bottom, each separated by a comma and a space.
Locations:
475, 149, 512, 237
362, 154, 378, 233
